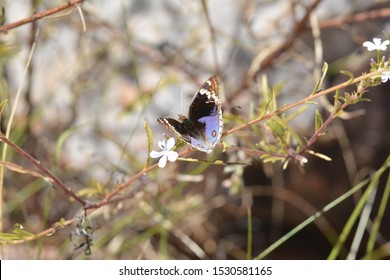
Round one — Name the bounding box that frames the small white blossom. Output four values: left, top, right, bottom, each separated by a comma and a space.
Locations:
381, 70, 390, 83
363, 38, 390, 51
379, 62, 390, 83
150, 137, 178, 168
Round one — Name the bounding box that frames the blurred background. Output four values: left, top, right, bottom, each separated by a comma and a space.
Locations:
1, 0, 390, 259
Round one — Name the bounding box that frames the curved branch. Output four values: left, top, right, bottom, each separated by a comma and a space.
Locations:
0, 0, 85, 33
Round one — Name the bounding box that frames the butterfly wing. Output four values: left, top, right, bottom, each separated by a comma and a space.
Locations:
158, 116, 213, 152
158, 76, 223, 153
157, 117, 193, 145
187, 76, 223, 151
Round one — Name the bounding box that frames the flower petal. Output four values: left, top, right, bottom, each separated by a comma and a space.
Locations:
373, 38, 382, 46
166, 137, 176, 150
363, 38, 390, 51
166, 151, 178, 162
158, 139, 166, 150
379, 40, 390, 51
363, 41, 376, 51
381, 72, 390, 83
158, 155, 168, 168
150, 150, 164, 158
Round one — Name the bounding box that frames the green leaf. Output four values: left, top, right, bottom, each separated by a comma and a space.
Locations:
0, 223, 35, 244
260, 74, 278, 113
260, 154, 284, 163
12, 224, 34, 238
267, 119, 285, 137
315, 109, 324, 131
270, 115, 304, 147
358, 98, 371, 103
339, 70, 354, 83
307, 150, 332, 161
334, 89, 341, 109
0, 99, 7, 118
78, 180, 106, 197
311, 62, 328, 95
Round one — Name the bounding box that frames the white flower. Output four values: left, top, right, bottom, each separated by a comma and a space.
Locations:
150, 137, 178, 168
379, 62, 390, 83
363, 38, 390, 51
381, 70, 390, 83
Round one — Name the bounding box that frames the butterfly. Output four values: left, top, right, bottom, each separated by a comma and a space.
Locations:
158, 75, 223, 153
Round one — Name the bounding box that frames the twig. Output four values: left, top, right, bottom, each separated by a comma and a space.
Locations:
0, 134, 88, 207
317, 7, 390, 30
300, 73, 373, 155
86, 148, 191, 209
0, 0, 85, 33
301, 101, 349, 154
201, 0, 220, 74
249, 0, 323, 79
4, 218, 75, 245
223, 68, 386, 138
227, 0, 323, 104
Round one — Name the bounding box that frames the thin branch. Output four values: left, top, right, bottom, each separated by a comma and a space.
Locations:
0, 134, 88, 207
223, 68, 386, 138
317, 7, 390, 30
227, 0, 323, 104
86, 148, 190, 209
0, 0, 85, 33
75, 3, 86, 32
201, 0, 220, 74
300, 73, 373, 155
3, 218, 75, 245
301, 101, 349, 154
249, 0, 323, 79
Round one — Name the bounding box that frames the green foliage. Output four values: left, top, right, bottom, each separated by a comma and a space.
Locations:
328, 155, 390, 260
0, 224, 35, 244
314, 109, 323, 132
311, 62, 329, 95
0, 98, 7, 118
255, 155, 390, 259
78, 179, 108, 198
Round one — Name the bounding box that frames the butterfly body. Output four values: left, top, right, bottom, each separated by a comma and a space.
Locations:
158, 76, 223, 153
